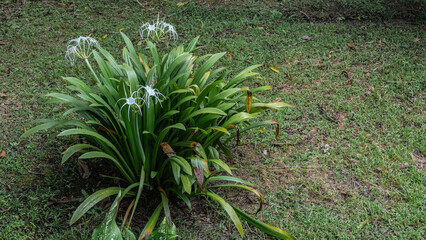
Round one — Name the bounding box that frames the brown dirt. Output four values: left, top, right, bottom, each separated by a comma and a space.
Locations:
411, 150, 426, 171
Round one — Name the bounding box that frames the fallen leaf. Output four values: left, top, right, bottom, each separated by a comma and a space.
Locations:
229, 53, 232, 60
357, 221, 368, 229
0, 150, 6, 157
341, 71, 350, 79
347, 42, 355, 48
102, 34, 107, 39
399, 162, 409, 169
0, 41, 5, 45
328, 50, 335, 54
376, 167, 382, 172
97, 36, 102, 41
258, 128, 265, 133
301, 35, 313, 40
46, 198, 80, 207
43, 82, 49, 86
88, 33, 92, 37
414, 38, 420, 42
270, 66, 280, 73
177, 2, 185, 6
273, 97, 282, 102
119, 28, 124, 32
0, 93, 6, 98
77, 159, 90, 179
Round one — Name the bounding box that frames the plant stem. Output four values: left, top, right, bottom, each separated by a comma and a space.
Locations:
85, 58, 100, 83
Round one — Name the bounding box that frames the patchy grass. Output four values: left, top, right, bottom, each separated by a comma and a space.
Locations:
0, 0, 424, 239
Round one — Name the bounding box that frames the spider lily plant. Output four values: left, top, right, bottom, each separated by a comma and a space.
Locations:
139, 17, 178, 42
23, 32, 296, 240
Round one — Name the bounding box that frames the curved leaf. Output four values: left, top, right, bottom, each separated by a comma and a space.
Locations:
208, 159, 232, 175
91, 191, 123, 240
182, 108, 226, 122
62, 144, 100, 164
231, 205, 297, 240
207, 184, 263, 214
206, 192, 244, 237
205, 176, 254, 186
70, 187, 121, 225
139, 203, 163, 239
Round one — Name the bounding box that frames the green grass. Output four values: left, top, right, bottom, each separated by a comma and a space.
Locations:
0, 0, 424, 239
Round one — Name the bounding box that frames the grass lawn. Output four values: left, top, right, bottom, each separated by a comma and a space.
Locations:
0, 0, 424, 239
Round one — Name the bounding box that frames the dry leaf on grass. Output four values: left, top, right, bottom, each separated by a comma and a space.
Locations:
77, 159, 90, 179
301, 35, 313, 40
0, 150, 6, 157
270, 66, 280, 73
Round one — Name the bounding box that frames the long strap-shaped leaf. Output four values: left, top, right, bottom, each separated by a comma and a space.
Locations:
181, 108, 226, 122
205, 175, 254, 186
127, 169, 145, 228
62, 144, 100, 164
70, 187, 122, 225
139, 202, 163, 240
207, 184, 263, 214
186, 36, 200, 52
231, 204, 297, 240
79, 151, 133, 183
205, 192, 244, 237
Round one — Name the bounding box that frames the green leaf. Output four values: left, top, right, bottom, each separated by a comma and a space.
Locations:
231, 205, 297, 240
209, 159, 232, 175
171, 162, 181, 183
128, 170, 145, 229
168, 188, 191, 210
57, 128, 122, 158
139, 203, 163, 239
62, 144, 100, 164
186, 36, 200, 52
91, 192, 123, 240
206, 192, 244, 237
221, 112, 255, 127
21, 120, 59, 138
180, 174, 191, 194
207, 184, 263, 214
170, 156, 192, 175
205, 176, 254, 186
182, 108, 226, 122
122, 228, 136, 240
193, 52, 225, 85
225, 64, 262, 89
70, 187, 121, 225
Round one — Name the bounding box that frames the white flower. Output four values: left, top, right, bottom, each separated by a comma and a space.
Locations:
137, 85, 165, 108
65, 36, 99, 65
159, 22, 178, 41
139, 23, 159, 40
115, 91, 144, 119
139, 17, 178, 42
